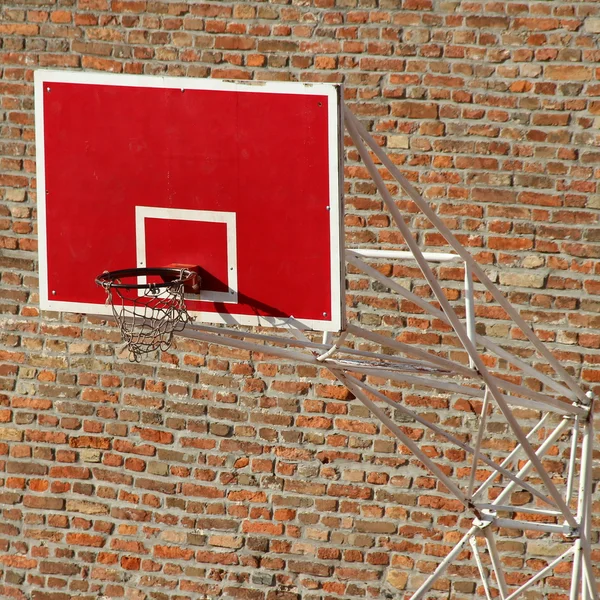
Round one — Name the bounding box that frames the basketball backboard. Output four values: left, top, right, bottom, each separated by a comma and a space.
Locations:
34, 70, 344, 331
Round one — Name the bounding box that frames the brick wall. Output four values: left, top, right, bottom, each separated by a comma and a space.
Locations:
1, 1, 600, 599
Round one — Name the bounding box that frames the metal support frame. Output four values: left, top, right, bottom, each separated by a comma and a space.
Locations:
127, 104, 596, 599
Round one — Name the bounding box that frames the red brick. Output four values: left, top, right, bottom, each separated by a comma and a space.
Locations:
181, 484, 225, 498
23, 496, 65, 510
65, 533, 105, 547
465, 16, 509, 29
154, 545, 194, 560
69, 436, 111, 449
0, 24, 39, 35
81, 388, 118, 403
241, 522, 283, 536
295, 416, 333, 429
48, 466, 91, 479
120, 555, 141, 570
545, 65, 592, 81
134, 427, 174, 444
0, 555, 37, 568
81, 56, 123, 72
392, 101, 438, 119
195, 550, 239, 565
288, 560, 332, 577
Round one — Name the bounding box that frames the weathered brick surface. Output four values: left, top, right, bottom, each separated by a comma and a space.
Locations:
1, 0, 600, 598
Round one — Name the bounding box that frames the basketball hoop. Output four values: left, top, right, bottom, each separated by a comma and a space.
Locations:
95, 267, 198, 362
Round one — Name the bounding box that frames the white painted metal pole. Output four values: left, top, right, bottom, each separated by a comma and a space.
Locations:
577, 416, 589, 527
483, 526, 509, 599
583, 396, 597, 600
470, 536, 494, 600
496, 378, 582, 417
473, 504, 562, 517
350, 248, 460, 262
578, 401, 598, 600
570, 539, 582, 600
179, 327, 323, 365
565, 416, 579, 504
346, 115, 578, 528
349, 323, 579, 417
340, 364, 486, 397
581, 533, 597, 600
485, 517, 572, 535
467, 387, 491, 498
347, 251, 451, 328
464, 262, 477, 369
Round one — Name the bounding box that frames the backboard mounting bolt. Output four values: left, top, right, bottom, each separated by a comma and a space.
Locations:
323, 312, 327, 317
52, 290, 56, 295
47, 87, 51, 92
326, 206, 330, 211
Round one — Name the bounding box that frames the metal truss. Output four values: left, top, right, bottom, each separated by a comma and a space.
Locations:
173, 106, 597, 599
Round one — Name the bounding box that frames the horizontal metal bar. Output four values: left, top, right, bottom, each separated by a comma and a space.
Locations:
349, 248, 460, 262
474, 504, 563, 517
478, 516, 572, 534
341, 356, 572, 415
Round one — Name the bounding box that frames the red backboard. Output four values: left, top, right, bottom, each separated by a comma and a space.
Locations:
35, 71, 344, 331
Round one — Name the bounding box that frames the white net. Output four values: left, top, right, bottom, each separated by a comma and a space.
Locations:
97, 269, 194, 361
